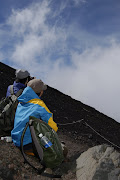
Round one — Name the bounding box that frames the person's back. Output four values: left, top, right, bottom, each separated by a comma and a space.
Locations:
11, 79, 58, 148
6, 69, 31, 97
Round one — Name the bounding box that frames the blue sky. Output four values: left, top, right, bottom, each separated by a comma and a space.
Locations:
1, 0, 120, 123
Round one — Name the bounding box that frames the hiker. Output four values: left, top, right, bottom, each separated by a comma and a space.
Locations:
11, 79, 58, 154
0, 69, 34, 133
6, 69, 34, 97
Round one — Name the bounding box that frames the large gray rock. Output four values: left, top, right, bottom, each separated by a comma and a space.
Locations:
76, 144, 120, 180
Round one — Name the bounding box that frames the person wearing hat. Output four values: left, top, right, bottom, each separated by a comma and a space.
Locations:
11, 79, 58, 153
6, 69, 34, 97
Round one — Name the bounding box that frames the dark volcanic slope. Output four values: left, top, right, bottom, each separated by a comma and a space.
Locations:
0, 62, 15, 98
0, 62, 120, 151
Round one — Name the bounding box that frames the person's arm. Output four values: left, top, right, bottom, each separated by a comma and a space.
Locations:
6, 86, 10, 97
39, 106, 58, 132
38, 100, 58, 131
47, 117, 58, 132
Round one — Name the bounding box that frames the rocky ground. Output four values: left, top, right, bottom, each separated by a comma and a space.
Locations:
0, 132, 89, 180
0, 62, 120, 180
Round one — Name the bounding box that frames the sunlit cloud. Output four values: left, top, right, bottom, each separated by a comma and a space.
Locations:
46, 43, 120, 122
7, 1, 50, 35
6, 1, 67, 67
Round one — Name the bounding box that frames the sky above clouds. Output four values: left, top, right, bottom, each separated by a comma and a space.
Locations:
0, 0, 120, 123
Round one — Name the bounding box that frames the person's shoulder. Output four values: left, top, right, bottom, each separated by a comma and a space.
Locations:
28, 98, 44, 105
8, 84, 12, 89
6, 84, 12, 97
34, 99, 48, 109
36, 99, 45, 106
37, 99, 51, 113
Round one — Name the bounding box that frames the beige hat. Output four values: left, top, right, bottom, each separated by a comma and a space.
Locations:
27, 79, 47, 93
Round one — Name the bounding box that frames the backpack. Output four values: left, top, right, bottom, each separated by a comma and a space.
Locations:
21, 116, 64, 178
0, 85, 23, 132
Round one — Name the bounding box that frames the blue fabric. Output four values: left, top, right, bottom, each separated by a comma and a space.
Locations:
11, 86, 53, 147
6, 81, 26, 97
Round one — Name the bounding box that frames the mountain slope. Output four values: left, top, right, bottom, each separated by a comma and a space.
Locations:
0, 62, 120, 180
0, 61, 120, 151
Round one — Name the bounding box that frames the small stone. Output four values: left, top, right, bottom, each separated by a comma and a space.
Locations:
0, 161, 2, 164
88, 134, 93, 139
8, 164, 14, 169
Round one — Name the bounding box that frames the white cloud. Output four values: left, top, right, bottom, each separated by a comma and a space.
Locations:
45, 43, 120, 122
7, 1, 50, 35
6, 1, 67, 67
73, 0, 87, 6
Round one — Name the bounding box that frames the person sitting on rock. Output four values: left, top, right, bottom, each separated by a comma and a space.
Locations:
6, 69, 34, 97
11, 79, 58, 154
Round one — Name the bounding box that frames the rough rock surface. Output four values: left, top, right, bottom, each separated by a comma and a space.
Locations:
76, 144, 120, 180
0, 62, 120, 180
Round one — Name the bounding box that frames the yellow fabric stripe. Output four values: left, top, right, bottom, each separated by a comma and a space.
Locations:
28, 98, 58, 132
28, 99, 52, 114
48, 117, 58, 132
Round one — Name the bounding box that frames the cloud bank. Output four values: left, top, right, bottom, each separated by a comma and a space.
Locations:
1, 0, 120, 123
